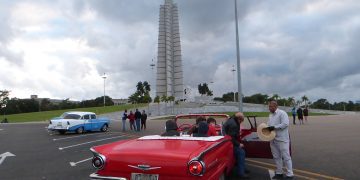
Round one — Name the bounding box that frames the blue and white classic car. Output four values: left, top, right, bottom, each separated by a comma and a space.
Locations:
47, 111, 110, 134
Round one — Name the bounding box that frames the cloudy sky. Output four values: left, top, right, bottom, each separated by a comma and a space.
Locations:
0, 0, 359, 103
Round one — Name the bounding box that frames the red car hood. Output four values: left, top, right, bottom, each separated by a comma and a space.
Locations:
92, 135, 226, 177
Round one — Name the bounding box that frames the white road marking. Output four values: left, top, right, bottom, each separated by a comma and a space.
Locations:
0, 152, 16, 165
53, 133, 103, 141
69, 157, 93, 167
0, 129, 3, 131
58, 135, 124, 150
269, 169, 275, 179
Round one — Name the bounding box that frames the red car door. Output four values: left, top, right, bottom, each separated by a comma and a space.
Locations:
241, 116, 273, 159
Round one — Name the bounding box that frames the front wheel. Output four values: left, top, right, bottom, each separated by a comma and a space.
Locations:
101, 124, 108, 132
58, 130, 66, 135
76, 127, 84, 134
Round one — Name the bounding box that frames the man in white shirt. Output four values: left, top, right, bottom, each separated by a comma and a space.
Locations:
266, 100, 294, 179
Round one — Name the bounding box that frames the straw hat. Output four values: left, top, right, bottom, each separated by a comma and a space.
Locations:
257, 123, 276, 141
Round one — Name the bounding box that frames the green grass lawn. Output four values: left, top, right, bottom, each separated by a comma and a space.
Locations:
2, 105, 330, 123
2, 104, 147, 123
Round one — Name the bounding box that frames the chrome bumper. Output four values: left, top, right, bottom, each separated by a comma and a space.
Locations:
90, 173, 127, 180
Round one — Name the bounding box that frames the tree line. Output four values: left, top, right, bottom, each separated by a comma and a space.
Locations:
0, 90, 114, 115
214, 92, 360, 111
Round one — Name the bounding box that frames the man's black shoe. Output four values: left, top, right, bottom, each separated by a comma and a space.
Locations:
272, 174, 283, 179
285, 176, 294, 179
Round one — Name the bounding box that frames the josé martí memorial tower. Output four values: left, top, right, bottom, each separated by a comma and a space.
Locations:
156, 0, 184, 100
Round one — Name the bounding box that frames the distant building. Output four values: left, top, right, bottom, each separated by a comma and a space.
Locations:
112, 99, 129, 105
156, 0, 184, 100
30, 95, 79, 105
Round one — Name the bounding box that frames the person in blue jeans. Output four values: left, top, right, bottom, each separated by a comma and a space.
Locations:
222, 112, 249, 179
291, 107, 296, 125
122, 109, 128, 131
134, 109, 142, 131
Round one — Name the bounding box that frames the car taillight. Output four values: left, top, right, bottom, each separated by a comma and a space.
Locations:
188, 160, 205, 176
92, 155, 105, 170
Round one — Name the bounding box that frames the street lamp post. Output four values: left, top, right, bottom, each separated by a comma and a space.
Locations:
234, 0, 243, 112
150, 58, 156, 98
101, 73, 107, 107
231, 65, 236, 102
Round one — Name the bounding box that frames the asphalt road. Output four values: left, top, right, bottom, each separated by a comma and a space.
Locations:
0, 113, 359, 180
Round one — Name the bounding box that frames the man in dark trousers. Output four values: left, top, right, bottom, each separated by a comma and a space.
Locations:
141, 110, 148, 130
222, 112, 249, 179
297, 107, 304, 125
134, 109, 142, 131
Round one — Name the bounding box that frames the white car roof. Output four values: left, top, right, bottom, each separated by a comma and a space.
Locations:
63, 111, 96, 116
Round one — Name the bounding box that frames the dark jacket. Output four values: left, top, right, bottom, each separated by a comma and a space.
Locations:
303, 108, 309, 116
135, 111, 142, 119
193, 122, 209, 137
297, 108, 303, 117
141, 113, 147, 121
222, 117, 240, 147
161, 120, 180, 136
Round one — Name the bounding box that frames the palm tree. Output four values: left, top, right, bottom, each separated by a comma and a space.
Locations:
287, 97, 295, 106
302, 95, 309, 106
271, 94, 280, 101
136, 82, 144, 95
143, 81, 151, 94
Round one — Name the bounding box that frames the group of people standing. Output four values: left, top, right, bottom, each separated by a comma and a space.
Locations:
291, 106, 309, 125
122, 109, 147, 132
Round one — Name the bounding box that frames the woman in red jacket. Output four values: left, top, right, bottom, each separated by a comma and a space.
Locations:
127, 111, 136, 131
207, 117, 218, 136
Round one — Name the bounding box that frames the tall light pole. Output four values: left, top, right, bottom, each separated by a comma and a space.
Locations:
101, 73, 107, 107
231, 65, 236, 102
234, 0, 243, 111
150, 58, 156, 98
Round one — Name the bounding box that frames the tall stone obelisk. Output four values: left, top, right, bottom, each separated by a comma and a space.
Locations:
156, 0, 183, 100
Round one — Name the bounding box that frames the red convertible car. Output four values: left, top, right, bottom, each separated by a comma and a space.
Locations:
89, 114, 273, 180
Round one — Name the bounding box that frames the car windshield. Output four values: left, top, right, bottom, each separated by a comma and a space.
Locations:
62, 114, 81, 119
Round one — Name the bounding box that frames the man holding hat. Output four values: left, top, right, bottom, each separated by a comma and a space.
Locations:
266, 100, 294, 179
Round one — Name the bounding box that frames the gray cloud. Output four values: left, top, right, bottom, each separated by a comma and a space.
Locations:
1, 0, 360, 103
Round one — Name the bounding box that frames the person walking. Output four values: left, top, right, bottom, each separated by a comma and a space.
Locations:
222, 112, 249, 179
266, 100, 294, 179
141, 110, 148, 130
297, 107, 304, 125
122, 109, 128, 131
128, 110, 136, 131
303, 106, 309, 123
291, 107, 296, 125
134, 109, 142, 132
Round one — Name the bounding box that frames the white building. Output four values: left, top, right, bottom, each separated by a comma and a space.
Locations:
156, 0, 184, 100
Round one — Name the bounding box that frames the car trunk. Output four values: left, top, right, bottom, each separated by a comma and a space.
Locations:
94, 138, 217, 178
50, 119, 69, 129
